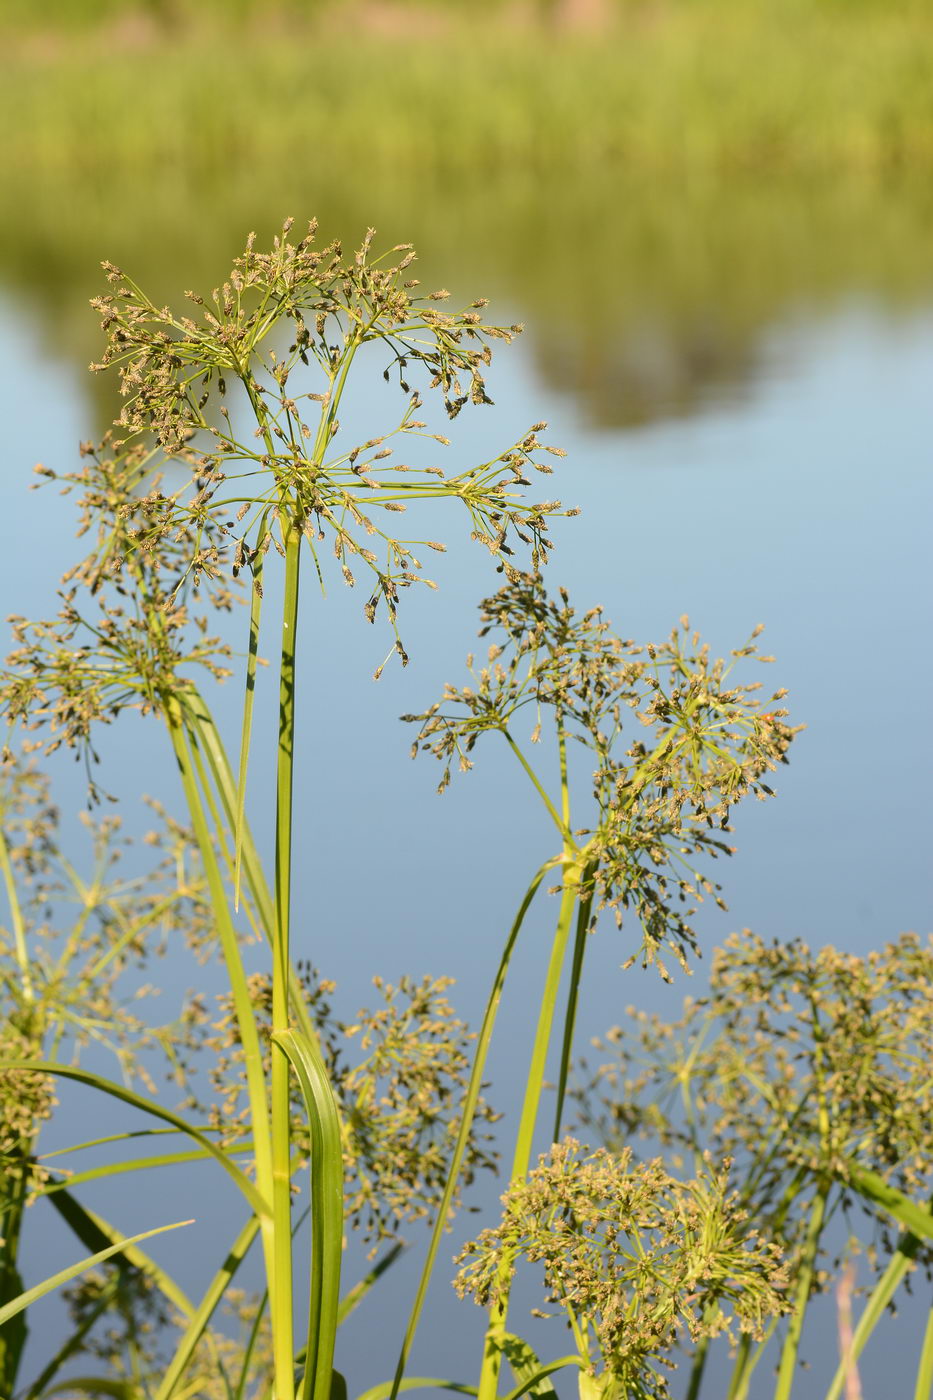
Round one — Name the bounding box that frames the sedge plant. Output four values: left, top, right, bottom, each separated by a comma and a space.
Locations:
0, 761, 215, 1399
392, 574, 799, 1398
1, 220, 571, 1400
573, 931, 933, 1399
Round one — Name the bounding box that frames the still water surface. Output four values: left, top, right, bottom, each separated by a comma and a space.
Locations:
1, 272, 931, 1392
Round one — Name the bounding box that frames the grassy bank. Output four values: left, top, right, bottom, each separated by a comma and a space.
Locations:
4, 2, 933, 425
7, 6, 933, 182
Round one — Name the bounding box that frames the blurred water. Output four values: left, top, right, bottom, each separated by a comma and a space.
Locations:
2, 284, 931, 1395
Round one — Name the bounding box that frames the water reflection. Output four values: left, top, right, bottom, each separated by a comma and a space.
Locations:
5, 167, 933, 429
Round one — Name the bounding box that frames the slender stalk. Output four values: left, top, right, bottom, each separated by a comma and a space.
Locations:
774, 1183, 829, 1400
166, 705, 276, 1325
476, 857, 582, 1400
503, 731, 573, 844
684, 1336, 710, 1400
184, 690, 321, 1047
552, 863, 595, 1141
389, 861, 555, 1400
0, 828, 32, 1002
270, 522, 302, 1400
726, 1325, 781, 1400
914, 1301, 933, 1400
823, 1223, 922, 1400
234, 505, 271, 909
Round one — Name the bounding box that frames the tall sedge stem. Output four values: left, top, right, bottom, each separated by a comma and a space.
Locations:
503, 732, 571, 844
185, 691, 322, 1050
914, 1302, 933, 1400
727, 1344, 752, 1400
476, 856, 582, 1400
685, 1335, 711, 1400
166, 706, 275, 1283
271, 523, 302, 1400
774, 1183, 829, 1400
389, 861, 555, 1400
553, 866, 595, 1141
0, 829, 32, 1003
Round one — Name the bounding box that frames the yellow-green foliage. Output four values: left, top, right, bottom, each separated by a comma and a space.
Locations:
4, 1, 933, 433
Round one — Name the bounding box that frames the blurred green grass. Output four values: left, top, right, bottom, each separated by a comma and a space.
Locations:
7, 3, 933, 181
4, 1, 933, 426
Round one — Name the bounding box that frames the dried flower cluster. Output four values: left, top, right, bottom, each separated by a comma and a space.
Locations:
455, 1138, 788, 1398
576, 931, 933, 1269
202, 967, 497, 1250
3, 223, 573, 786
0, 763, 213, 1397
406, 575, 797, 974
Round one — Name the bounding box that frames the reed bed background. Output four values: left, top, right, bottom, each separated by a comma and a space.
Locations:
2, 4, 933, 1399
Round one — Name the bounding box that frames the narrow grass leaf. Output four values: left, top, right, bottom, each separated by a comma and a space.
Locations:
273, 1027, 343, 1400
40, 1381, 136, 1398
844, 1163, 933, 1241
503, 1356, 582, 1400
357, 1381, 477, 1400
186, 689, 324, 1050
45, 1186, 194, 1320
234, 512, 269, 911
154, 1213, 261, 1400
7, 1060, 268, 1217
337, 1244, 405, 1326
0, 1219, 192, 1327
40, 1143, 253, 1195
823, 1226, 924, 1400
37, 1126, 224, 1162
913, 1304, 933, 1400
389, 861, 555, 1400
499, 1334, 562, 1400
553, 866, 596, 1140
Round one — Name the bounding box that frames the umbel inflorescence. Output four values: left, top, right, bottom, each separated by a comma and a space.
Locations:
4, 221, 575, 775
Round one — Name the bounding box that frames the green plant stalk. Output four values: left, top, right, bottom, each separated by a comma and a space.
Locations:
914, 1302, 933, 1400
774, 1183, 830, 1400
552, 864, 595, 1141
727, 1322, 780, 1400
0, 826, 32, 1002
477, 859, 582, 1400
823, 1223, 924, 1400
271, 522, 302, 1400
684, 1336, 710, 1400
184, 690, 321, 1047
166, 707, 276, 1287
22, 1273, 121, 1400
154, 1213, 261, 1400
274, 1028, 343, 1400
389, 861, 555, 1400
233, 505, 270, 910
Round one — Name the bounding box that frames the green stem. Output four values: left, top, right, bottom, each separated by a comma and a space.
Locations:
552, 862, 595, 1141
389, 861, 555, 1400
503, 731, 573, 845
914, 1298, 933, 1400
823, 1218, 924, 1400
166, 706, 276, 1328
271, 522, 302, 1400
684, 1335, 710, 1400
774, 1183, 829, 1400
476, 858, 582, 1400
726, 1331, 758, 1400
184, 689, 320, 1048
0, 827, 32, 1003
